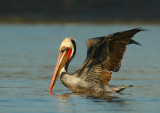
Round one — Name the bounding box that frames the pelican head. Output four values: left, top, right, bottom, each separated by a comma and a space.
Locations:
49, 37, 76, 92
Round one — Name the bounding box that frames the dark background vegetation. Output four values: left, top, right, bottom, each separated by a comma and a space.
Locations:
0, 0, 159, 23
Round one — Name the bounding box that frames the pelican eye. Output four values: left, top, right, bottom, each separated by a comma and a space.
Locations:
60, 48, 69, 52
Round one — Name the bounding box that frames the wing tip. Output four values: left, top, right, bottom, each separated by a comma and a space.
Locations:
128, 27, 148, 46
129, 39, 142, 46
133, 27, 150, 32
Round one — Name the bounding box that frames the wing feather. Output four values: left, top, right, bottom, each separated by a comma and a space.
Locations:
77, 28, 144, 84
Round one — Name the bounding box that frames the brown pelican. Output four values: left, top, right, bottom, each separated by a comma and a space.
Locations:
49, 28, 144, 94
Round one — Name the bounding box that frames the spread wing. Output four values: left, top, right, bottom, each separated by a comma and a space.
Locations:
76, 28, 144, 84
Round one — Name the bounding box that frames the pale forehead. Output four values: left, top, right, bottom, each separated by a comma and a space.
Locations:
60, 37, 74, 50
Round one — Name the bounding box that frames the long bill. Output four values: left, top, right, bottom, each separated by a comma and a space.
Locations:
49, 48, 72, 92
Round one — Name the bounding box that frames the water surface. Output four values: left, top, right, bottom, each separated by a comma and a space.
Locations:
0, 24, 160, 113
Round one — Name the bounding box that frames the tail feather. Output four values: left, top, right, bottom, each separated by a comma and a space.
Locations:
110, 85, 133, 93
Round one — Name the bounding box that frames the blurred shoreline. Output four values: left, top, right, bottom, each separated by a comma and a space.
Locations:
0, 18, 160, 25
0, 0, 160, 24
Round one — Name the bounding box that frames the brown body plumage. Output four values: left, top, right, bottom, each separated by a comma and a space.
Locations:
49, 28, 144, 94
